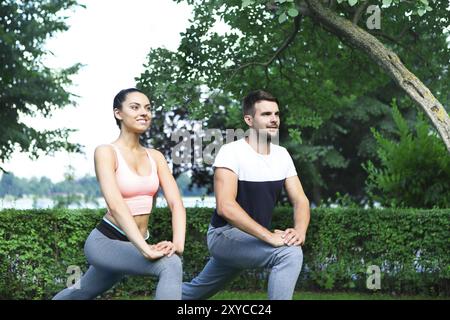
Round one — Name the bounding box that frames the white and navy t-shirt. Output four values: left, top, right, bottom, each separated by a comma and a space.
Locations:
211, 138, 298, 229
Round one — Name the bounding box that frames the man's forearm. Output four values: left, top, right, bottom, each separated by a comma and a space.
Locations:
219, 201, 273, 243
294, 203, 310, 235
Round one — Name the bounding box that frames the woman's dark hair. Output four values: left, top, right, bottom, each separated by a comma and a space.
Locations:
242, 90, 279, 116
113, 88, 145, 128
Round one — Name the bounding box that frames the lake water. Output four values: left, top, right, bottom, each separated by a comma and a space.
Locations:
0, 196, 216, 210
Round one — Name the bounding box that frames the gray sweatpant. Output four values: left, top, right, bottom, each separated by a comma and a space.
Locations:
52, 228, 182, 300
182, 224, 303, 300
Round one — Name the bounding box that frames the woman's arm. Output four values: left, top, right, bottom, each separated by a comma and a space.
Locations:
94, 145, 163, 260
151, 149, 186, 255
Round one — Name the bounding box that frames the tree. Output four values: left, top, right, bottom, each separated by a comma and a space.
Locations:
302, 0, 450, 151
0, 0, 83, 172
137, 0, 449, 204
0, 173, 24, 198
53, 164, 82, 208
364, 101, 450, 208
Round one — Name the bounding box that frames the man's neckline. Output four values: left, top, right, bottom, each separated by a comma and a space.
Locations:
242, 138, 272, 156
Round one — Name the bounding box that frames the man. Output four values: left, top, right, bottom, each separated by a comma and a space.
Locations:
182, 90, 310, 300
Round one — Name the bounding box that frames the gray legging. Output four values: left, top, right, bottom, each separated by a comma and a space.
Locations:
52, 228, 182, 300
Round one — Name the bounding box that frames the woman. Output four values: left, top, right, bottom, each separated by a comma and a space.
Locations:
53, 88, 186, 300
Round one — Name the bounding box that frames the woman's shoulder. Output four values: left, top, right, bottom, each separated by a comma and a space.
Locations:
93, 144, 117, 170
146, 148, 166, 162
146, 148, 169, 171
95, 144, 115, 154
94, 144, 117, 161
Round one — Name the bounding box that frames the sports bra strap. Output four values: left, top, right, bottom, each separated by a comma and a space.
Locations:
109, 144, 119, 171
144, 149, 157, 174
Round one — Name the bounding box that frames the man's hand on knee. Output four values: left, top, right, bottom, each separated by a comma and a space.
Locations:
267, 230, 286, 247
274, 228, 305, 246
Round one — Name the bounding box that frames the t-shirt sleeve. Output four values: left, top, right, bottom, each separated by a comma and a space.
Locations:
285, 149, 298, 178
213, 144, 239, 175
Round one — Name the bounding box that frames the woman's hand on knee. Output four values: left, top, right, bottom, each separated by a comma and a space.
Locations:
154, 241, 176, 257
142, 245, 166, 260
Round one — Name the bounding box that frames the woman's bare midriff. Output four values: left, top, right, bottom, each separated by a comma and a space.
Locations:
104, 213, 150, 238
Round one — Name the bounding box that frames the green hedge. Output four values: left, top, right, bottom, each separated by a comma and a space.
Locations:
0, 207, 448, 299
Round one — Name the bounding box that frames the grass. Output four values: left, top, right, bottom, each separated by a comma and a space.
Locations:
112, 290, 449, 300
210, 290, 448, 300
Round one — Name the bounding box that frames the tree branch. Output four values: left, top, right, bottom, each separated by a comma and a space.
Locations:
328, 0, 336, 10
352, 0, 369, 25
228, 15, 303, 81
370, 29, 438, 80
304, 0, 450, 152
397, 25, 410, 41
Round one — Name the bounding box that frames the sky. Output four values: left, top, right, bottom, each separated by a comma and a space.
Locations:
2, 0, 193, 182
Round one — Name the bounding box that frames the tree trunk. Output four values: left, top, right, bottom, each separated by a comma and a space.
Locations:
303, 0, 450, 153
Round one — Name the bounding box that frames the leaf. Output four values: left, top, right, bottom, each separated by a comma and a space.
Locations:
288, 128, 302, 144
382, 0, 393, 7
278, 12, 288, 23
287, 8, 299, 17
242, 0, 253, 8
348, 0, 358, 6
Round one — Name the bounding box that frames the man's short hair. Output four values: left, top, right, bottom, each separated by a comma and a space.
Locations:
242, 90, 279, 116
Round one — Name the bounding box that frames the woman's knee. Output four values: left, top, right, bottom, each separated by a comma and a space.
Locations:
160, 255, 183, 275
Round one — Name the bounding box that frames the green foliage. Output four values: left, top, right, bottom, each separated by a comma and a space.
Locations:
0, 207, 448, 299
364, 102, 450, 208
138, 0, 450, 205
0, 0, 83, 171
336, 0, 433, 16
238, 0, 433, 18
209, 289, 448, 300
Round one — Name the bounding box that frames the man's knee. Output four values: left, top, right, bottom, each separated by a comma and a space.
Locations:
277, 245, 303, 268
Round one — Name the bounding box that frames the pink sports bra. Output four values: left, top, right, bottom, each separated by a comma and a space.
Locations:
106, 144, 159, 216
